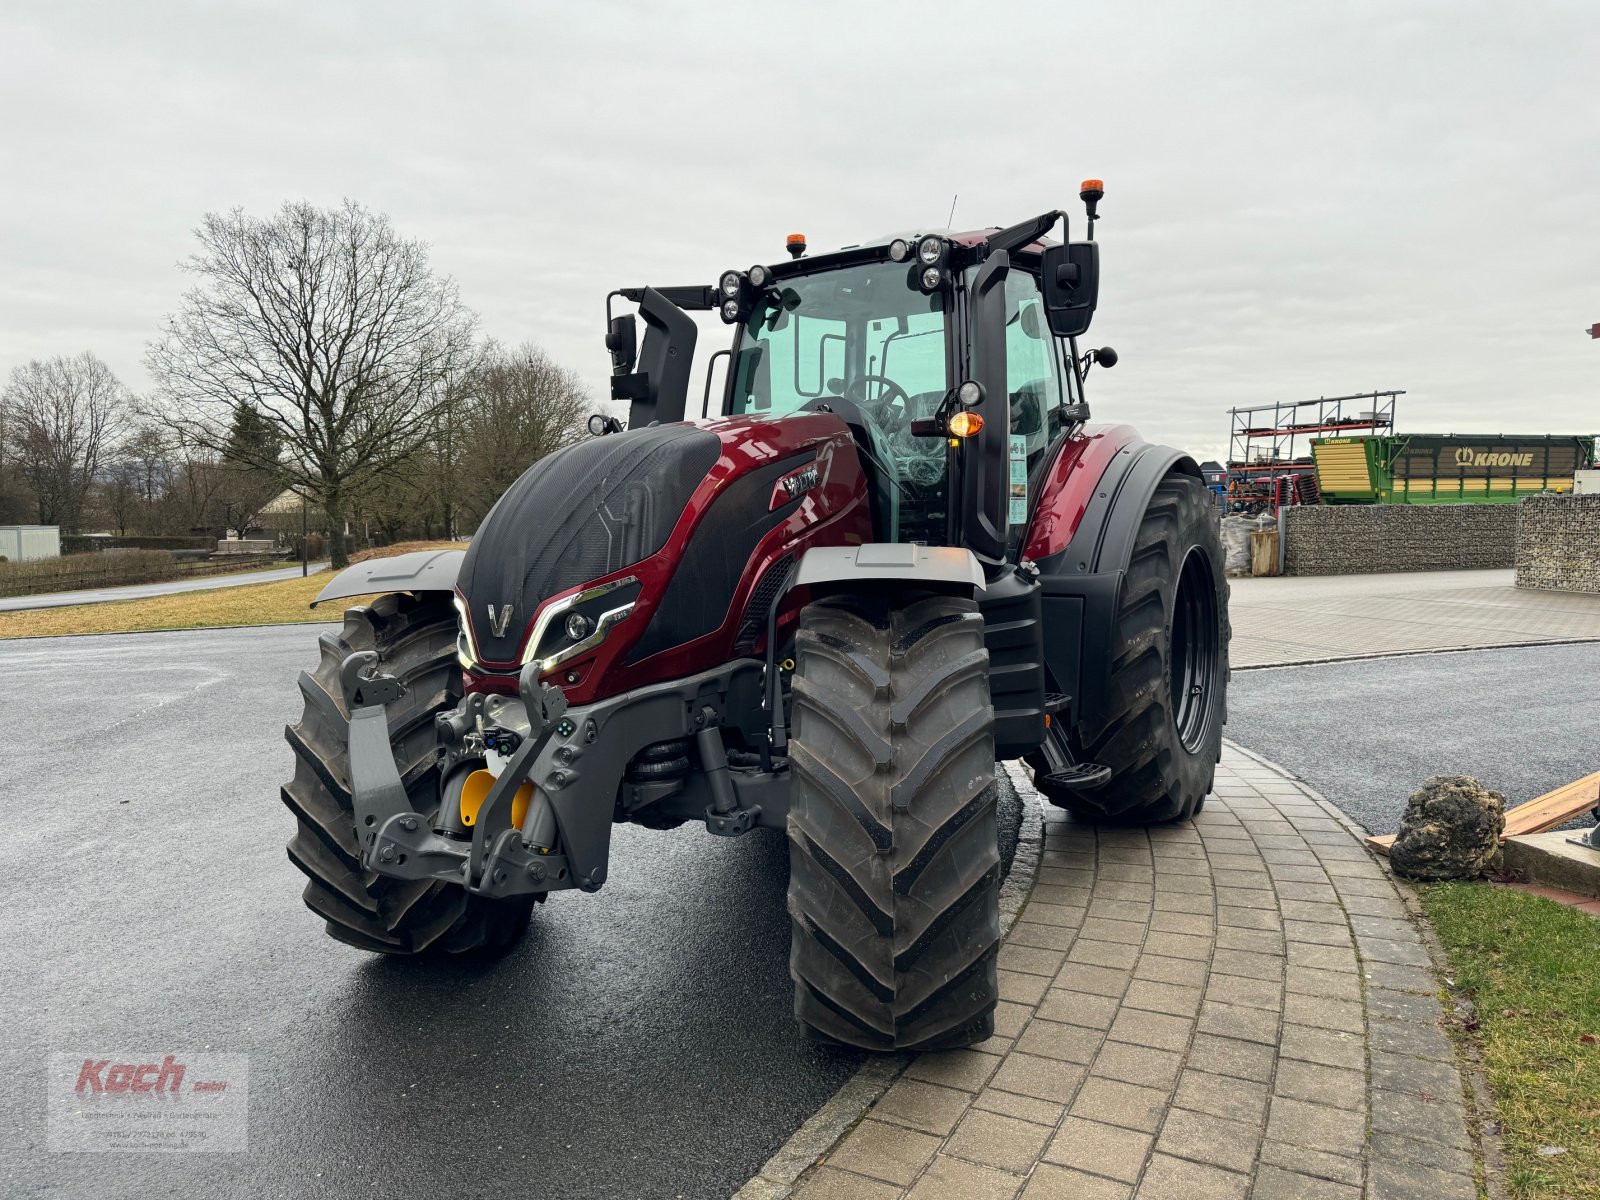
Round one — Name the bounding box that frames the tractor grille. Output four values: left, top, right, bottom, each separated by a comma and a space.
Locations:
734, 555, 795, 654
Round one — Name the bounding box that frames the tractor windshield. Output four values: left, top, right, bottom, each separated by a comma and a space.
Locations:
726, 260, 951, 542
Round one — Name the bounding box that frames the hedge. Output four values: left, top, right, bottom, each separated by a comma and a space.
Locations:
0, 550, 281, 599
61, 535, 216, 554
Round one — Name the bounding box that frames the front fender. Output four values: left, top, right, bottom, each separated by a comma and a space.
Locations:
311, 549, 465, 608
794, 544, 986, 593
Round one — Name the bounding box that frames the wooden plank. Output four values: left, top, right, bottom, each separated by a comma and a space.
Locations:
1502, 770, 1600, 838
1364, 772, 1599, 858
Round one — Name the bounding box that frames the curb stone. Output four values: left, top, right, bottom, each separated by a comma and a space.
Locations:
1232, 635, 1600, 672
1225, 739, 1506, 1200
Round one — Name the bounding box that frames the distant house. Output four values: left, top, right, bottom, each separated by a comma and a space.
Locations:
260, 487, 332, 537
262, 487, 313, 517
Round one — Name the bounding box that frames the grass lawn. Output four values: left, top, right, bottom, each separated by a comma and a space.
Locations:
0, 571, 345, 637
1419, 883, 1600, 1199
0, 541, 464, 639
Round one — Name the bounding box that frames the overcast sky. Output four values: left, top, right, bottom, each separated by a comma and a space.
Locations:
3, 0, 1596, 463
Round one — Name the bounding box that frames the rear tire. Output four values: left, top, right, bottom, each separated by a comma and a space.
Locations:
787, 591, 1000, 1050
1030, 472, 1230, 824
280, 591, 536, 955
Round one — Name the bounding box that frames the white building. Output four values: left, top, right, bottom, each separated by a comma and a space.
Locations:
0, 525, 61, 561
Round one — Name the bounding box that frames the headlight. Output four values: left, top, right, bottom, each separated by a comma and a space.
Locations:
920, 265, 945, 291
452, 595, 480, 669
521, 575, 641, 670
748, 263, 769, 288
916, 235, 945, 266
720, 298, 741, 322
887, 238, 910, 263
719, 270, 743, 298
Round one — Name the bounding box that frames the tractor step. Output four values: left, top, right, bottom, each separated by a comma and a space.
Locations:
1040, 762, 1113, 792
1044, 692, 1070, 714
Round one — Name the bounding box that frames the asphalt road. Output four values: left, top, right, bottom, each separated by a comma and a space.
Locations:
2, 625, 1021, 1200
1227, 641, 1600, 836
0, 562, 326, 612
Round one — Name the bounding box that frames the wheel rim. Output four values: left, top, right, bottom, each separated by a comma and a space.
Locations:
1169, 546, 1220, 753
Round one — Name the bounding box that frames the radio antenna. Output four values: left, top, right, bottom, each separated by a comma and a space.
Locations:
946, 194, 958, 228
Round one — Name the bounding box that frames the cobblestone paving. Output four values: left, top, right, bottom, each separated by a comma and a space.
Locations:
783, 751, 1479, 1200
1230, 567, 1600, 667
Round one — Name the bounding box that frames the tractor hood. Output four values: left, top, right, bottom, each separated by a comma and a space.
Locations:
457, 425, 722, 666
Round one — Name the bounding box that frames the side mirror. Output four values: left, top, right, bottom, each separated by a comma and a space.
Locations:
605, 314, 638, 375
1040, 242, 1099, 338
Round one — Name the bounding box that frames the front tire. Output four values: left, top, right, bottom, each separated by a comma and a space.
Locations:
1031, 472, 1230, 824
787, 591, 1000, 1051
280, 591, 536, 955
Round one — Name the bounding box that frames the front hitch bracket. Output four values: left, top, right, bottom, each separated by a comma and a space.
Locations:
340, 651, 415, 862
342, 651, 573, 894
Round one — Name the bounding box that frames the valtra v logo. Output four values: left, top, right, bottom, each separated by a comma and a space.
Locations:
486, 603, 515, 637
1454, 447, 1534, 468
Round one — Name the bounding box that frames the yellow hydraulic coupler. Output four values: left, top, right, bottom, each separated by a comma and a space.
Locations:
457, 769, 532, 829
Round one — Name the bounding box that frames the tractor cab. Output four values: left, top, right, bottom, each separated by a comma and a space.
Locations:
604, 198, 1109, 568
722, 235, 1077, 549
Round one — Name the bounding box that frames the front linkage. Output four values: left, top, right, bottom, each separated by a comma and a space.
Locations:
340, 651, 579, 899
339, 651, 777, 900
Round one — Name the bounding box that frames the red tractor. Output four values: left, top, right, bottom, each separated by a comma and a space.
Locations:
282, 183, 1229, 1051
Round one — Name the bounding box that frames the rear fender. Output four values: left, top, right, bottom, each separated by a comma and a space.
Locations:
311, 549, 465, 608
1022, 427, 1201, 727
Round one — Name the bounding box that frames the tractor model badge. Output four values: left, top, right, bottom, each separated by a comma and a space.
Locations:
486, 604, 515, 637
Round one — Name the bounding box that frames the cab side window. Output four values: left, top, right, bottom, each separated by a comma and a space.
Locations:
1003, 271, 1066, 526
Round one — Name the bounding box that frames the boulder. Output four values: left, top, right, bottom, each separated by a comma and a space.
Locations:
1390, 775, 1506, 882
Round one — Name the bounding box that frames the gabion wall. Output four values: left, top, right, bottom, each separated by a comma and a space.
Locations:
1281, 504, 1516, 576
1516, 494, 1600, 593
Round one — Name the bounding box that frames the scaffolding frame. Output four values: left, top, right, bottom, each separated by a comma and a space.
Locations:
1227, 390, 1402, 468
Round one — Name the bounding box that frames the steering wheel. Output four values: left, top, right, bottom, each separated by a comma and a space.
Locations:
841, 373, 911, 422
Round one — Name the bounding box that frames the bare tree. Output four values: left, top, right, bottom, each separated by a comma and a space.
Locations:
1, 352, 133, 531
145, 200, 477, 566
0, 406, 28, 524
96, 425, 178, 536
455, 342, 590, 529
100, 460, 144, 536
162, 448, 229, 535
122, 425, 172, 508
